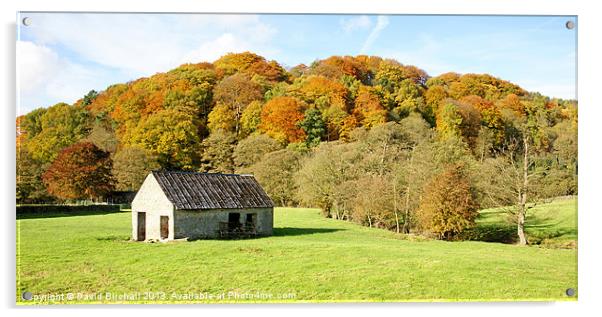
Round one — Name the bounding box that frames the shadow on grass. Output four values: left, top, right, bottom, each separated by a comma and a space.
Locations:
17, 210, 128, 220
182, 227, 345, 242
459, 210, 577, 246
95, 235, 130, 242
458, 224, 517, 244
273, 227, 345, 237
456, 211, 517, 243
524, 213, 578, 244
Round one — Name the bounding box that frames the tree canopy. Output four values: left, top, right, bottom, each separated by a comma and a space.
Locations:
16, 52, 577, 244
42, 142, 114, 200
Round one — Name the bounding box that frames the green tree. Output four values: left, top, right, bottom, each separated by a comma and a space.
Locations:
298, 108, 326, 147
296, 142, 362, 217
240, 100, 263, 136
16, 147, 52, 203
207, 103, 237, 133
436, 101, 481, 149
199, 129, 237, 173
250, 149, 302, 206
129, 108, 201, 170
85, 123, 118, 153
392, 79, 425, 120
350, 176, 395, 229
233, 134, 283, 171
25, 103, 91, 164
112, 147, 160, 191
19, 107, 47, 139
81, 90, 99, 106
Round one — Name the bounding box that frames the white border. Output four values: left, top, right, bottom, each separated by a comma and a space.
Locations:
2, 0, 600, 316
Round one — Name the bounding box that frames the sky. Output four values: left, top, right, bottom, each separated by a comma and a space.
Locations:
16, 13, 577, 115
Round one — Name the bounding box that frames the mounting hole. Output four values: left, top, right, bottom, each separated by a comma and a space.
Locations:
565, 20, 575, 30
22, 17, 32, 26
21, 291, 33, 300
566, 288, 575, 296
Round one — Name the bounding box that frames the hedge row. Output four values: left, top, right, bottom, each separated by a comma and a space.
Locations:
16, 204, 121, 214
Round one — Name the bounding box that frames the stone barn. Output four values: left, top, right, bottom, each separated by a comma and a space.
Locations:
131, 171, 274, 241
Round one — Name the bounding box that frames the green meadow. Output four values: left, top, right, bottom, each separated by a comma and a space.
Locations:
16, 198, 577, 304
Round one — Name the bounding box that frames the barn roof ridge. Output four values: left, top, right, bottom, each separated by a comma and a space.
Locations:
151, 170, 254, 177
150, 170, 273, 210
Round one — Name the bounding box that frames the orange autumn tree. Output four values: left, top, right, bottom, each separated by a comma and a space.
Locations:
416, 164, 479, 240
214, 51, 288, 82
436, 100, 482, 149
310, 55, 371, 83
460, 95, 505, 146
42, 142, 114, 201
352, 85, 386, 128
259, 96, 306, 144
498, 93, 526, 116
291, 75, 350, 140
424, 85, 448, 125
293, 75, 349, 110
212, 72, 264, 135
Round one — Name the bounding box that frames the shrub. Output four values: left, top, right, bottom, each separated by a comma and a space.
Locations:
17, 204, 120, 215
416, 164, 480, 240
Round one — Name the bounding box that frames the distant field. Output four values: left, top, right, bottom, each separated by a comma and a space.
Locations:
16, 198, 577, 304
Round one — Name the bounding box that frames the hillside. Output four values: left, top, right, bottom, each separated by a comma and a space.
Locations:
16, 52, 578, 242
17, 199, 577, 303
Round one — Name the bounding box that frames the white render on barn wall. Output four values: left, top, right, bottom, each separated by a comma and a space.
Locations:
131, 173, 174, 241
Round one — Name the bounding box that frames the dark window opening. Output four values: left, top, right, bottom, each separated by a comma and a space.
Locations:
245, 213, 256, 226
228, 212, 241, 230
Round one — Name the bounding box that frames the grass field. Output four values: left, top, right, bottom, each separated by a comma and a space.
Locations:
474, 198, 578, 247
16, 198, 577, 304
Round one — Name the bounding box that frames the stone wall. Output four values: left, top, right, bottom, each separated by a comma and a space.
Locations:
174, 208, 273, 239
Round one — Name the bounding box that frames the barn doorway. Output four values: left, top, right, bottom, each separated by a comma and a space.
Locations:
160, 216, 169, 239
137, 212, 146, 241
228, 212, 241, 230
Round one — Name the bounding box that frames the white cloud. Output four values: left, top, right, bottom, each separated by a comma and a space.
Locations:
28, 14, 190, 74
360, 16, 389, 54
340, 16, 372, 33
18, 13, 280, 113
17, 41, 60, 94
181, 32, 280, 65
179, 15, 279, 63
17, 40, 117, 114
25, 14, 278, 75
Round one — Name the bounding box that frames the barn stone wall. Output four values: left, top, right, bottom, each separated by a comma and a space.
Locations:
131, 174, 174, 241
174, 208, 273, 239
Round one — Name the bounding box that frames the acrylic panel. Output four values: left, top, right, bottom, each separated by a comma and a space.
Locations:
16, 12, 578, 304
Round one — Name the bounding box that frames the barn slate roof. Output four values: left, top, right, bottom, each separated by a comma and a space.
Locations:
151, 171, 274, 210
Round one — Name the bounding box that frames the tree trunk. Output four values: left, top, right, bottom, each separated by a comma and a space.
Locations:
401, 149, 415, 234
517, 135, 529, 245
380, 141, 389, 176
402, 186, 411, 234
517, 206, 527, 245
393, 182, 400, 233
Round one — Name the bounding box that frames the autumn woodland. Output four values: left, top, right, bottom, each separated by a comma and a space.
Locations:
16, 52, 577, 243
